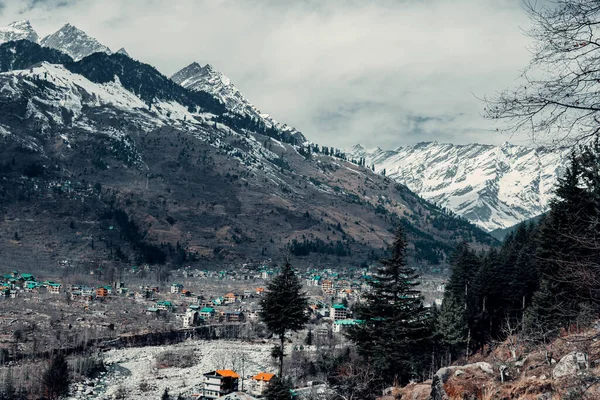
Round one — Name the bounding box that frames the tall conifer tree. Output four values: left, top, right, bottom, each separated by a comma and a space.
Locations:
348, 226, 430, 388
260, 262, 309, 378
42, 354, 70, 399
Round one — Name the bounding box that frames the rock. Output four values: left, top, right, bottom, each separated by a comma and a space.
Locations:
431, 362, 494, 399
515, 357, 527, 367
454, 369, 464, 376
553, 352, 588, 379
476, 362, 494, 374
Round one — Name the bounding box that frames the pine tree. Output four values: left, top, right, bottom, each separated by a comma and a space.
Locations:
435, 294, 468, 361
305, 329, 313, 346
161, 388, 170, 400
1, 368, 15, 400
445, 243, 480, 307
348, 226, 430, 387
260, 261, 309, 377
523, 279, 560, 341
263, 377, 292, 400
535, 153, 591, 327
42, 354, 70, 399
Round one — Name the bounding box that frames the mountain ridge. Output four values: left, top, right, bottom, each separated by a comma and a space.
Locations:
348, 141, 569, 231
0, 39, 494, 274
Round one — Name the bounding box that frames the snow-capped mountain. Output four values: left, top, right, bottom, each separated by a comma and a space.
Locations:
348, 142, 570, 232
0, 20, 38, 44
0, 40, 494, 269
171, 62, 306, 143
40, 23, 111, 61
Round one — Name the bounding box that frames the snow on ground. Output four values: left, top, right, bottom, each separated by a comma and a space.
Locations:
69, 339, 274, 400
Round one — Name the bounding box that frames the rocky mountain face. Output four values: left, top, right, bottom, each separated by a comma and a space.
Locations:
171, 62, 306, 144
0, 40, 494, 275
348, 142, 569, 231
0, 20, 112, 61
40, 23, 112, 61
0, 20, 39, 44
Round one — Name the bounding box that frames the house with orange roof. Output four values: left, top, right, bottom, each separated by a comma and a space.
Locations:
249, 372, 276, 396
255, 287, 265, 296
201, 369, 239, 399
224, 292, 237, 304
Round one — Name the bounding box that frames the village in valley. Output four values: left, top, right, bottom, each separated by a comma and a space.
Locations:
0, 264, 446, 399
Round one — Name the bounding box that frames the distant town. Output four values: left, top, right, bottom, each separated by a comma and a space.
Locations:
0, 264, 446, 398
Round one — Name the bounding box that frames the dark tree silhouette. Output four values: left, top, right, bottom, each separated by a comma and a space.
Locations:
348, 226, 430, 390
260, 261, 309, 377
42, 354, 70, 399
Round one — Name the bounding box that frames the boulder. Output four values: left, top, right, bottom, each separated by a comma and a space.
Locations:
431, 362, 494, 400
553, 352, 588, 379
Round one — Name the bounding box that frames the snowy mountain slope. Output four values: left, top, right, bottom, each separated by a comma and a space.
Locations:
40, 23, 111, 61
0, 41, 495, 270
0, 20, 38, 44
171, 62, 306, 143
348, 142, 570, 231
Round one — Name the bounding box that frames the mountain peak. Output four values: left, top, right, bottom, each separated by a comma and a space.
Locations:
0, 19, 39, 44
171, 61, 306, 143
116, 47, 129, 57
40, 23, 111, 61
170, 61, 204, 83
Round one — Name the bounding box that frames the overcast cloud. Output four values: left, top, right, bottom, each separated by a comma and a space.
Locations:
0, 0, 535, 149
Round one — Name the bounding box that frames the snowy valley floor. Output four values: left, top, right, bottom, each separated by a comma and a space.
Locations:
69, 339, 275, 399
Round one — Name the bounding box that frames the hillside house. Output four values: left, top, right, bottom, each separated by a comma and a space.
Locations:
255, 287, 265, 296
321, 280, 334, 294
199, 307, 216, 320
171, 283, 183, 294
201, 370, 239, 399
261, 270, 274, 280
183, 310, 200, 329
146, 307, 159, 315
330, 304, 347, 320
46, 282, 62, 294
81, 286, 94, 296
333, 319, 359, 333
212, 297, 224, 306
20, 273, 35, 282
224, 293, 237, 304
249, 372, 275, 396
157, 301, 174, 311
96, 287, 109, 298
306, 276, 321, 286
24, 281, 42, 293
223, 311, 244, 323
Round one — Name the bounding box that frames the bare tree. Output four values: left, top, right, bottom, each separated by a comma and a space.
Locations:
484, 0, 600, 147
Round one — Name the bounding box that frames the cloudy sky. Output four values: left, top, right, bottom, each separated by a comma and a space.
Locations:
0, 0, 536, 149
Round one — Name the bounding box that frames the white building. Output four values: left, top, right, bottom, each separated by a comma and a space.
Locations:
249, 372, 275, 396
330, 304, 347, 320
201, 370, 239, 399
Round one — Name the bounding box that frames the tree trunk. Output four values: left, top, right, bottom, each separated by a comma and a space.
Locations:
279, 333, 285, 378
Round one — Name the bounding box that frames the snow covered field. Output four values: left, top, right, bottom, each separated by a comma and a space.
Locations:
69, 339, 275, 399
